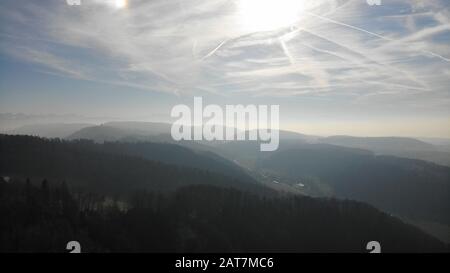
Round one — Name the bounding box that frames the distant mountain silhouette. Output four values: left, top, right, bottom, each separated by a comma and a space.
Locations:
67, 125, 135, 142
66, 122, 179, 143
244, 129, 318, 142
66, 123, 450, 165
320, 135, 450, 166
103, 121, 172, 135
67, 122, 242, 144
214, 133, 450, 168
321, 135, 436, 152
9, 123, 93, 138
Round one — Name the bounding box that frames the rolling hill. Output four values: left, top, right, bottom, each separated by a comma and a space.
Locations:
9, 123, 92, 139
320, 135, 450, 166
0, 135, 261, 194
260, 143, 450, 227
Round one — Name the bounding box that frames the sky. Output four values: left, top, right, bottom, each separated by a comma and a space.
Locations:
0, 0, 449, 137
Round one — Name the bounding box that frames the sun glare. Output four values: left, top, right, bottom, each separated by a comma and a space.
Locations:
115, 0, 127, 9
238, 0, 305, 32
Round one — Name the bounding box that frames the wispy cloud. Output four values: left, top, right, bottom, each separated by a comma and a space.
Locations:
0, 0, 449, 106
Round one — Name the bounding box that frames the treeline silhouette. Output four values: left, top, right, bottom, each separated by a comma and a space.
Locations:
0, 135, 263, 195
0, 178, 446, 252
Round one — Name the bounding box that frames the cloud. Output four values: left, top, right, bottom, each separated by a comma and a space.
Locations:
0, 0, 448, 106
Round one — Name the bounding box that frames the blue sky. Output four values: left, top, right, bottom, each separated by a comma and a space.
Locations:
0, 0, 449, 137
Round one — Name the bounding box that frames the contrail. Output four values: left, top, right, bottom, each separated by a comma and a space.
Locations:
306, 11, 393, 41
299, 27, 429, 89
201, 39, 228, 61
306, 11, 450, 63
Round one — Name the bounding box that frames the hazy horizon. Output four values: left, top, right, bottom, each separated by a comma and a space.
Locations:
1, 111, 450, 140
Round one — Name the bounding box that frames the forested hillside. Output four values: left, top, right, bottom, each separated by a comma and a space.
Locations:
0, 178, 446, 252
261, 144, 450, 225
1, 135, 448, 252
0, 135, 262, 194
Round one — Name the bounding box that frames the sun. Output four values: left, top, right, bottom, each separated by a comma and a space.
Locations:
238, 0, 305, 32
114, 0, 127, 9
